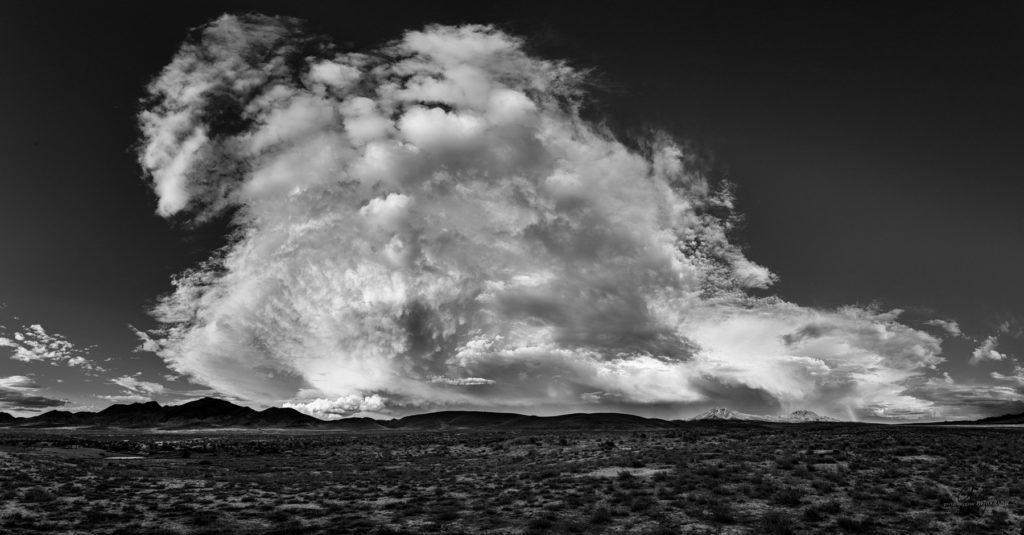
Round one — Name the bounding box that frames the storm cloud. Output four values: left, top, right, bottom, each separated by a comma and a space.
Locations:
138, 15, 962, 420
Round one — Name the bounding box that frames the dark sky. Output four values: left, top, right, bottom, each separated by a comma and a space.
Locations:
1, 1, 1022, 417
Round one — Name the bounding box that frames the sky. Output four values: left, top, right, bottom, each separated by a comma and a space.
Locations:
1, 1, 1022, 421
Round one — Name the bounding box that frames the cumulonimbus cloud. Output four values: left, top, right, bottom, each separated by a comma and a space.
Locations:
137, 15, 971, 420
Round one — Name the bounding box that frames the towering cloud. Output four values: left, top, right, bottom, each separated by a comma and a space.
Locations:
138, 15, 958, 420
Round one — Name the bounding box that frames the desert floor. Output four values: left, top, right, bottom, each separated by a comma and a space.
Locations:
0, 423, 1021, 534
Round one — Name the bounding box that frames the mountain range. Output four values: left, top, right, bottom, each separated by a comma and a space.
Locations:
691, 407, 841, 423
1, 399, 1018, 429
0, 398, 862, 430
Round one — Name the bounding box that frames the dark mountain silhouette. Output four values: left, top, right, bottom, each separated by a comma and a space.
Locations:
514, 412, 675, 430
0, 397, 861, 430
17, 410, 93, 427
160, 397, 259, 426
2, 397, 322, 429
256, 407, 323, 427
968, 411, 1024, 425
386, 410, 528, 429
324, 416, 388, 430
94, 401, 164, 427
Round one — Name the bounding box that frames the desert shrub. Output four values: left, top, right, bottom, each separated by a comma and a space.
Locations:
709, 502, 735, 523
21, 486, 55, 502
264, 520, 316, 535
836, 515, 874, 533
761, 511, 796, 535
811, 478, 835, 493
773, 486, 804, 506
986, 509, 1010, 528
137, 528, 181, 535
820, 499, 843, 514
374, 527, 417, 535
433, 507, 459, 522
775, 455, 797, 470
588, 505, 612, 525
189, 510, 222, 526
630, 495, 657, 513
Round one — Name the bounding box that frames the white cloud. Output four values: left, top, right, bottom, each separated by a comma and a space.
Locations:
99, 394, 153, 404
0, 323, 96, 369
111, 375, 166, 395
129, 325, 161, 353
134, 16, 970, 420
429, 376, 496, 386
307, 60, 360, 89
971, 336, 1006, 364
0, 375, 39, 390
926, 318, 963, 338
284, 394, 387, 419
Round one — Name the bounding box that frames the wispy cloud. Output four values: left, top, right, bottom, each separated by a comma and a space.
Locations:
925, 318, 963, 338
991, 365, 1024, 386
111, 375, 167, 396
128, 325, 161, 353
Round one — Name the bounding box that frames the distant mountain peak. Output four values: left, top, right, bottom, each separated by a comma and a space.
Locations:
693, 407, 763, 421
785, 409, 839, 422
692, 407, 840, 423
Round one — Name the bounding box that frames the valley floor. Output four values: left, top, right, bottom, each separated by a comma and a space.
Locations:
0, 424, 1021, 534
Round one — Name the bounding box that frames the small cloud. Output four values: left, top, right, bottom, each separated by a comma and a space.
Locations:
0, 323, 97, 370
997, 319, 1024, 338
111, 375, 166, 395
0, 375, 40, 390
99, 394, 153, 404
970, 336, 1007, 365
428, 376, 496, 386
128, 325, 161, 353
925, 319, 963, 338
